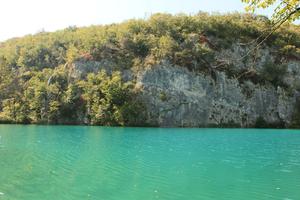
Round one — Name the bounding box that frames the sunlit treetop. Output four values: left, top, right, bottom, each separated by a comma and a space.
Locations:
242, 0, 300, 23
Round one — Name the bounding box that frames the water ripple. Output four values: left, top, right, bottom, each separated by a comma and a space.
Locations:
0, 126, 300, 200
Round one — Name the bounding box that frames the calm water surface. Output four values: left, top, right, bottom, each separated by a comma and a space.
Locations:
0, 125, 300, 200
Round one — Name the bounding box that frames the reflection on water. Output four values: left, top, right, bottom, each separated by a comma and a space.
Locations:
0, 125, 300, 200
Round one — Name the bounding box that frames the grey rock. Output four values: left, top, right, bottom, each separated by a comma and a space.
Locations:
137, 64, 296, 127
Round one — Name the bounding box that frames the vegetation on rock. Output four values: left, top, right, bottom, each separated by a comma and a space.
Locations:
0, 12, 299, 126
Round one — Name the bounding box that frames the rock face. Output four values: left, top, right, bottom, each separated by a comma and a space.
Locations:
72, 44, 300, 128
136, 65, 295, 127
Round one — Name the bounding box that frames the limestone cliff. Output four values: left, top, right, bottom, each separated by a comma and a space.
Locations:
1, 13, 300, 127
73, 43, 300, 127
137, 64, 295, 127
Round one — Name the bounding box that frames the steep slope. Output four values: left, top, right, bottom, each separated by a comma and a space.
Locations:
0, 13, 300, 127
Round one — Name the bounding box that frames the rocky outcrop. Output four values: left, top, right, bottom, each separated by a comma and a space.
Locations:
72, 44, 300, 128
136, 64, 295, 127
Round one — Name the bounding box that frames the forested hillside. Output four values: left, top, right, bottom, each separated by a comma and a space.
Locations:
0, 13, 300, 127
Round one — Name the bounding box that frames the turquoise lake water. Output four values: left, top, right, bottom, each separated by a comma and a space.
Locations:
0, 125, 300, 200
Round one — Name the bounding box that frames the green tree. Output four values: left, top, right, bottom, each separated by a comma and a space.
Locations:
242, 0, 300, 23
0, 57, 13, 102
66, 45, 80, 63
61, 83, 85, 123
79, 70, 143, 126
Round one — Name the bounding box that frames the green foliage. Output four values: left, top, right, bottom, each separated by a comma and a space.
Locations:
159, 92, 168, 102
66, 45, 80, 63
242, 0, 300, 23
0, 66, 144, 125
0, 13, 299, 72
255, 116, 285, 128
78, 71, 144, 126
255, 116, 269, 128
260, 61, 287, 87
153, 35, 178, 60
0, 13, 299, 125
291, 97, 300, 128
0, 57, 13, 102
279, 44, 300, 59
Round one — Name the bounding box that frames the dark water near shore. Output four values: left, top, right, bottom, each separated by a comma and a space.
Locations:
0, 125, 300, 200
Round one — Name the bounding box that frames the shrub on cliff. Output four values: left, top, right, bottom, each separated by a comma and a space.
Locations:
1, 13, 299, 72
260, 61, 287, 87
0, 12, 299, 125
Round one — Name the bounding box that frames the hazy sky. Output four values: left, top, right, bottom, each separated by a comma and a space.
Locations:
0, 0, 276, 41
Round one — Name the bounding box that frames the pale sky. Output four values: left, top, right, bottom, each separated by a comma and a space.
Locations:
0, 0, 277, 42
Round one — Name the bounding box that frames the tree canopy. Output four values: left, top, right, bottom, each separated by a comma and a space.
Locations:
0, 13, 299, 126
242, 0, 300, 23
